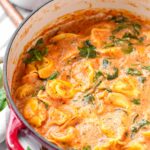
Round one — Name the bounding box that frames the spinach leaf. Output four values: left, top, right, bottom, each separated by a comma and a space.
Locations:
121, 42, 134, 54
126, 68, 142, 76
131, 99, 141, 105
131, 119, 150, 137
132, 23, 141, 35
112, 23, 128, 33
103, 59, 109, 68
142, 66, 150, 71
48, 71, 59, 80
83, 94, 95, 104
110, 15, 128, 23
78, 40, 96, 58
26, 146, 32, 150
39, 85, 45, 91
107, 68, 118, 80
24, 48, 48, 64
82, 145, 91, 150
138, 77, 146, 83
0, 88, 7, 112
36, 38, 44, 46
94, 71, 103, 81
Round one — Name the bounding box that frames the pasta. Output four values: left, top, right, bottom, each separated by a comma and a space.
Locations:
12, 10, 150, 149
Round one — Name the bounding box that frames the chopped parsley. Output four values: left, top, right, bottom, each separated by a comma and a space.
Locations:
142, 66, 150, 71
78, 40, 96, 58
131, 99, 141, 105
23, 48, 48, 64
48, 71, 59, 80
103, 59, 109, 68
131, 119, 150, 137
83, 94, 95, 104
82, 145, 91, 150
107, 68, 118, 80
94, 71, 103, 81
39, 85, 45, 91
138, 76, 146, 83
126, 68, 142, 76
110, 15, 128, 23
36, 38, 44, 46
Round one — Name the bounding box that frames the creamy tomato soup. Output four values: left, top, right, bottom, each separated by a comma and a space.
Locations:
12, 10, 150, 150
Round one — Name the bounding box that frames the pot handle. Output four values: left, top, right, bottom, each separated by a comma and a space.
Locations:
6, 108, 25, 150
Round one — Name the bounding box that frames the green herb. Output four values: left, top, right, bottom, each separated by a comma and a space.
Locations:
131, 119, 150, 137
43, 102, 49, 109
122, 32, 144, 43
39, 85, 45, 91
48, 71, 59, 80
104, 88, 112, 92
103, 42, 115, 48
94, 71, 103, 81
83, 94, 95, 104
103, 59, 109, 68
104, 35, 134, 54
121, 42, 134, 54
24, 48, 48, 64
26, 146, 32, 150
107, 68, 118, 80
82, 145, 91, 150
78, 40, 96, 58
0, 88, 7, 112
133, 114, 139, 123
112, 23, 128, 33
132, 23, 141, 35
126, 68, 142, 76
142, 66, 150, 71
36, 38, 44, 46
131, 99, 141, 105
138, 76, 146, 83
110, 15, 128, 23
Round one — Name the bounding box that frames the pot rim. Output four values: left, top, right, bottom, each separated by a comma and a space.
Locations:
3, 0, 61, 149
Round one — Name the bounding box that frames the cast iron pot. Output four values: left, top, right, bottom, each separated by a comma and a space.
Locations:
3, 0, 150, 149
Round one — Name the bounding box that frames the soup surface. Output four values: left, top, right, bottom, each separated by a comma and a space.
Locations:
13, 10, 150, 150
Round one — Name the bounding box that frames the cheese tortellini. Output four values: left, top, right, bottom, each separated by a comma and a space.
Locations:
100, 110, 128, 139
46, 79, 76, 100
107, 92, 130, 109
23, 97, 47, 127
111, 77, 140, 98
36, 57, 54, 79
16, 84, 35, 99
50, 127, 77, 143
71, 61, 94, 91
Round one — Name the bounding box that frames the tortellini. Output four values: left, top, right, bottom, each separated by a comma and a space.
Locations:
111, 77, 140, 98
50, 127, 77, 143
71, 61, 94, 91
23, 97, 47, 127
51, 33, 78, 42
48, 105, 78, 126
124, 141, 147, 150
48, 107, 70, 125
142, 130, 150, 138
46, 79, 76, 100
93, 139, 124, 150
107, 92, 129, 109
100, 110, 128, 139
16, 84, 35, 99
36, 57, 54, 79
91, 28, 111, 48
25, 63, 37, 74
